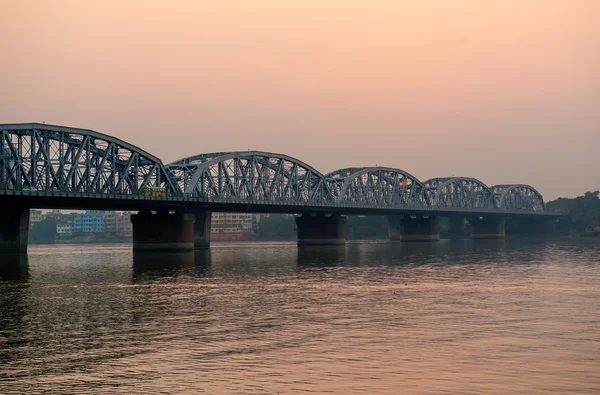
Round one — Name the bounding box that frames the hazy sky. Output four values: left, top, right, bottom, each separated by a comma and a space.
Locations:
1, 0, 598, 200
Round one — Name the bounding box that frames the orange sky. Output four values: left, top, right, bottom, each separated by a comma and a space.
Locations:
1, 0, 598, 200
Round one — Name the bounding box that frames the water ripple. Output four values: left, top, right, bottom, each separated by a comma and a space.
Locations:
1, 238, 599, 394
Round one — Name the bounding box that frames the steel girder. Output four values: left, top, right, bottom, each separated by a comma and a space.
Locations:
166, 151, 334, 204
327, 167, 428, 206
166, 152, 234, 194
168, 152, 232, 166
0, 123, 548, 213
491, 184, 545, 212
0, 123, 179, 195
424, 177, 496, 209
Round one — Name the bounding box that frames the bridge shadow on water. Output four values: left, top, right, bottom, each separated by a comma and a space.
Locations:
295, 241, 454, 269
296, 245, 347, 269
296, 238, 554, 270
131, 249, 212, 282
0, 254, 30, 354
126, 238, 569, 280
0, 254, 30, 283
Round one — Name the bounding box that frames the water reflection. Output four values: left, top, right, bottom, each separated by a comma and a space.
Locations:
297, 245, 346, 268
1, 240, 599, 394
131, 250, 212, 282
0, 254, 29, 366
0, 254, 29, 282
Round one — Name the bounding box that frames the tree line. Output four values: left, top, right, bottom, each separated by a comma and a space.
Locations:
545, 191, 600, 234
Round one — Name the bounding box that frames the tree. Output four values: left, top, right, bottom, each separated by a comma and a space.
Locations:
255, 214, 296, 240
29, 217, 58, 244
545, 191, 600, 233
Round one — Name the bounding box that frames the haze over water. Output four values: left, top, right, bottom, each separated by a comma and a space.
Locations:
1, 239, 599, 394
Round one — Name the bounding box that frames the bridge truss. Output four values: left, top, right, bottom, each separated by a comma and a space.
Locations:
491, 184, 545, 212
424, 177, 496, 209
326, 167, 428, 206
0, 124, 179, 196
167, 151, 334, 204
0, 123, 547, 214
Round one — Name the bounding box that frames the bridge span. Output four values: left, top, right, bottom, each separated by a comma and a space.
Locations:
0, 123, 559, 252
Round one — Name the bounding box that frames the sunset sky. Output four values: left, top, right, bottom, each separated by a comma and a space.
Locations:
1, 0, 598, 200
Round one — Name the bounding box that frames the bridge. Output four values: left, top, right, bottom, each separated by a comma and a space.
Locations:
0, 123, 559, 253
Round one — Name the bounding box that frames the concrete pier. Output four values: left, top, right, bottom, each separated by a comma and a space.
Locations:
388, 216, 402, 240
131, 210, 195, 251
506, 217, 557, 236
469, 217, 505, 239
295, 214, 346, 246
446, 216, 468, 239
192, 210, 212, 249
388, 215, 440, 242
0, 207, 30, 253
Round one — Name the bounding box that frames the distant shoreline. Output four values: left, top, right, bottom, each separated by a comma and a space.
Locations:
29, 234, 590, 246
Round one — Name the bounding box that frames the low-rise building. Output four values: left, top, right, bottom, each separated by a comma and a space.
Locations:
116, 212, 133, 237
29, 210, 45, 227
105, 211, 118, 234
210, 212, 256, 241
74, 211, 105, 233
45, 209, 64, 220
56, 223, 73, 235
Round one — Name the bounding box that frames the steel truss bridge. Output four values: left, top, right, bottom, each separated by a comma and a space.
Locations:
0, 123, 554, 217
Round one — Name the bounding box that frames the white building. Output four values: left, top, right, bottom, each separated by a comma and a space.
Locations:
56, 223, 73, 235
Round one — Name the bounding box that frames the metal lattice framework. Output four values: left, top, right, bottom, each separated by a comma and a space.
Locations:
166, 151, 334, 203
326, 167, 429, 206
424, 177, 496, 209
0, 123, 178, 195
0, 123, 549, 213
491, 184, 545, 212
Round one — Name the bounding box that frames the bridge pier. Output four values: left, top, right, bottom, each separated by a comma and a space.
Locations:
446, 216, 468, 239
0, 207, 30, 253
388, 216, 402, 240
536, 218, 557, 235
506, 217, 557, 236
192, 210, 212, 249
469, 217, 505, 239
131, 210, 195, 251
295, 214, 346, 246
388, 215, 440, 242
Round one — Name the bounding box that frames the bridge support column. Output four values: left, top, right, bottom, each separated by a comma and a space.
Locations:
193, 211, 212, 249
506, 217, 557, 236
295, 214, 346, 246
0, 207, 30, 253
131, 210, 195, 252
469, 217, 505, 239
389, 215, 440, 242
537, 218, 558, 235
446, 216, 468, 239
388, 216, 402, 240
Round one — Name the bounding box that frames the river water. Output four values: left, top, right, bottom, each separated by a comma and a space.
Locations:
1, 239, 599, 394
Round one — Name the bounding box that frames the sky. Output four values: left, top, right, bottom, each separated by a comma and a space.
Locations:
1, 0, 598, 200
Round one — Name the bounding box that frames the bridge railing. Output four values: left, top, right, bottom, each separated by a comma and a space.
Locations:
0, 186, 560, 216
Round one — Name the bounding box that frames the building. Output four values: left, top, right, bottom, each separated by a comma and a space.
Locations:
73, 211, 105, 233
45, 209, 64, 220
104, 211, 118, 234
116, 212, 133, 237
210, 213, 256, 241
56, 223, 73, 235
29, 210, 45, 228
54, 211, 75, 236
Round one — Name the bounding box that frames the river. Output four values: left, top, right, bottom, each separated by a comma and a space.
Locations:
1, 238, 599, 394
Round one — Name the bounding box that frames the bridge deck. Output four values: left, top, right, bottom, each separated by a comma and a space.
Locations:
0, 189, 560, 218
